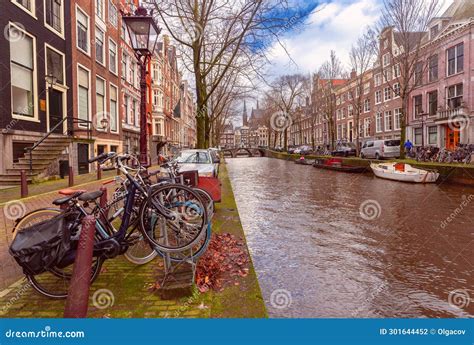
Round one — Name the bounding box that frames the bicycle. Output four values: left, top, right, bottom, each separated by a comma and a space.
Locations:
10, 153, 209, 298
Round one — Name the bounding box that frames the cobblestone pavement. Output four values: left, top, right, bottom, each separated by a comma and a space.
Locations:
0, 163, 267, 318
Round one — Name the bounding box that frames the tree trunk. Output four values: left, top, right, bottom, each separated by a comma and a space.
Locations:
399, 96, 408, 159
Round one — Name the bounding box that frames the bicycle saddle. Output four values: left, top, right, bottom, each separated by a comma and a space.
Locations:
52, 191, 85, 205
58, 188, 87, 196
78, 190, 104, 202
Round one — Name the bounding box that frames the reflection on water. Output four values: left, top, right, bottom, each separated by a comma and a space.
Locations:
226, 157, 474, 318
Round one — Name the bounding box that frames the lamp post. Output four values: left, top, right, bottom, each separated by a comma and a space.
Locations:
123, 6, 161, 166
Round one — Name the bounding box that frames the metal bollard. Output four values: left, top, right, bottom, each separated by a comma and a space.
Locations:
20, 170, 28, 198
99, 186, 108, 223
97, 163, 102, 180
64, 215, 96, 318
68, 166, 74, 187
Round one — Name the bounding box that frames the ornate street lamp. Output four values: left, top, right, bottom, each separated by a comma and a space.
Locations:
123, 6, 161, 165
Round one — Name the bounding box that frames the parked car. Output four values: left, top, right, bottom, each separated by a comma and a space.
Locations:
360, 139, 401, 159
173, 149, 219, 177
295, 145, 313, 155
331, 142, 357, 157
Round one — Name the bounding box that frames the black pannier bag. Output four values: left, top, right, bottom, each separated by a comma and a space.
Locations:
9, 213, 72, 276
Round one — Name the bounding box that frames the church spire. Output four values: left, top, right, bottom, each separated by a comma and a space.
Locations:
243, 100, 248, 126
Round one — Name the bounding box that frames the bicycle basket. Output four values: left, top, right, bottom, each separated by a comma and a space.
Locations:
9, 212, 72, 276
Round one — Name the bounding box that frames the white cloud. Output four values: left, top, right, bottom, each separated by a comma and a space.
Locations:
265, 0, 382, 76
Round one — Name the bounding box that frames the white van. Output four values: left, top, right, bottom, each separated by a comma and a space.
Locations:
360, 139, 401, 159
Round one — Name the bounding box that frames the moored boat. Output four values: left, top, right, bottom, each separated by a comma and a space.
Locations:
295, 157, 315, 165
312, 158, 367, 173
370, 162, 439, 183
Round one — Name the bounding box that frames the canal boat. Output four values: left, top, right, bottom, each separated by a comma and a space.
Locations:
370, 162, 439, 183
312, 158, 368, 173
295, 157, 315, 165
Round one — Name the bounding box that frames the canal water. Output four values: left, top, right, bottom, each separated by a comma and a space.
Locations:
226, 157, 474, 318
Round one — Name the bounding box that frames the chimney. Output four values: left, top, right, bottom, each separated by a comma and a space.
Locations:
163, 34, 170, 53
350, 69, 357, 79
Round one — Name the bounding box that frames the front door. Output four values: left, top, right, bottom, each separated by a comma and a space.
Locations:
77, 143, 89, 175
48, 89, 63, 134
445, 124, 460, 150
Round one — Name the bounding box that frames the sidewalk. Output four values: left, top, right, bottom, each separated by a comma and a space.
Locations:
0, 164, 267, 318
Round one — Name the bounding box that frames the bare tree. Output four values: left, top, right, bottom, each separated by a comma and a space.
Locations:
149, 0, 308, 148
266, 74, 309, 151
347, 32, 376, 155
371, 0, 441, 157
317, 50, 345, 150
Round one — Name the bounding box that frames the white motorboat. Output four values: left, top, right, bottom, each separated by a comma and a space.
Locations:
370, 162, 439, 183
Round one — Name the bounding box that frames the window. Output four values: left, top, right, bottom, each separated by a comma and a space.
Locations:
430, 25, 439, 38
153, 90, 159, 106
394, 108, 401, 130
123, 94, 129, 124
428, 91, 438, 116
414, 61, 423, 86
413, 95, 423, 117
96, 77, 106, 129
384, 111, 393, 131
347, 91, 353, 100
428, 126, 437, 145
375, 91, 382, 104
78, 66, 90, 122
96, 0, 104, 20
393, 83, 400, 98
364, 82, 370, 95
447, 84, 463, 109
14, 0, 34, 14
447, 43, 463, 76
428, 55, 438, 82
109, 39, 117, 74
348, 105, 353, 117
153, 63, 159, 81
364, 99, 370, 113
45, 0, 63, 34
110, 84, 118, 132
383, 53, 390, 67
122, 53, 128, 79
9, 24, 36, 119
132, 99, 137, 126
364, 118, 370, 137
383, 69, 392, 82
374, 73, 382, 87
95, 28, 105, 64
393, 64, 400, 78
342, 108, 346, 119
336, 109, 341, 120
384, 87, 392, 102
414, 128, 422, 146
376, 112, 383, 133
109, 1, 117, 27
46, 46, 64, 85
76, 7, 89, 54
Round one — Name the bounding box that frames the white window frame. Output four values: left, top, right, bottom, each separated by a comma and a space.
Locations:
108, 38, 118, 75
95, 0, 106, 25
109, 82, 119, 133
76, 5, 90, 56
108, 0, 118, 28
11, 0, 37, 18
44, 43, 66, 87
376, 112, 383, 133
446, 43, 464, 77
393, 83, 400, 98
9, 22, 39, 122
364, 99, 370, 113
95, 27, 106, 66
77, 63, 91, 128
383, 53, 390, 67
384, 110, 393, 132
364, 118, 370, 137
375, 90, 382, 104
95, 76, 107, 132
44, 0, 64, 38
394, 108, 401, 130
374, 73, 382, 87
384, 87, 392, 102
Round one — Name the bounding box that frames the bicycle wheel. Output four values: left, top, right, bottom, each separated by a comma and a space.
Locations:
139, 184, 208, 253
27, 257, 103, 299
193, 187, 214, 218
124, 228, 158, 265
13, 208, 63, 238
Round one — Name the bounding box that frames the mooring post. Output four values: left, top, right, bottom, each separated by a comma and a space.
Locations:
64, 215, 95, 318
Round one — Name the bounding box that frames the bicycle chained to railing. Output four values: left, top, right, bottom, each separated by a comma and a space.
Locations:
9, 152, 210, 299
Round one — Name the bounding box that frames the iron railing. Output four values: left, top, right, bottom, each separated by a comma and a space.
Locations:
24, 118, 92, 173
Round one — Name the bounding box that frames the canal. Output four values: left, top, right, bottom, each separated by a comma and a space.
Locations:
226, 157, 474, 318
